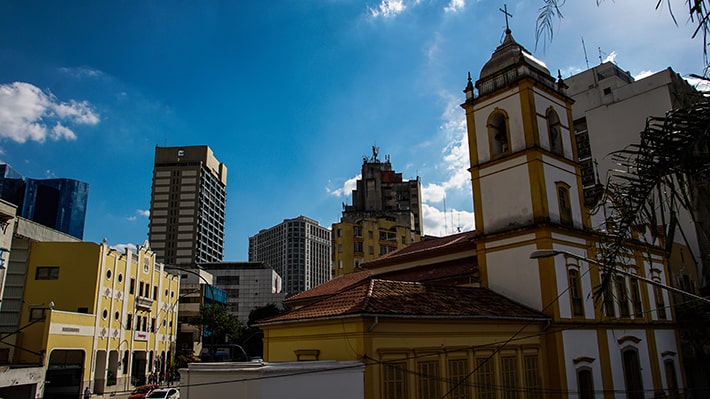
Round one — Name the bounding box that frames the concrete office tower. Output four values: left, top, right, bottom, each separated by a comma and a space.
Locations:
149, 146, 227, 266
249, 216, 331, 296
332, 148, 423, 276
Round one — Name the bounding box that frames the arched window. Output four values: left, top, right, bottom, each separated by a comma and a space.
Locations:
576, 368, 594, 399
488, 110, 510, 156
622, 347, 644, 399
556, 182, 573, 227
547, 108, 563, 155
664, 359, 679, 399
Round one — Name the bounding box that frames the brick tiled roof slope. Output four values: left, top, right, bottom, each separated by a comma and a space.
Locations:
259, 278, 548, 325
363, 230, 477, 268
376, 257, 477, 285
284, 270, 372, 307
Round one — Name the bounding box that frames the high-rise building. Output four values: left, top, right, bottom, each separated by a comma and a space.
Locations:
248, 216, 331, 296
149, 146, 227, 266
332, 148, 423, 276
342, 146, 423, 235
0, 163, 89, 239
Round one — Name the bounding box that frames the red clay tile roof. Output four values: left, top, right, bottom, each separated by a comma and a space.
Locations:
284, 269, 372, 305
363, 230, 477, 268
375, 257, 477, 284
259, 278, 548, 325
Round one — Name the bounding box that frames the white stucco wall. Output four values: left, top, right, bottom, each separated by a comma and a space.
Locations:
180, 361, 364, 399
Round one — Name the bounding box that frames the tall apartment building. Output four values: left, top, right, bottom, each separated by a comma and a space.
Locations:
248, 216, 330, 296
0, 163, 89, 239
333, 148, 423, 276
149, 146, 227, 266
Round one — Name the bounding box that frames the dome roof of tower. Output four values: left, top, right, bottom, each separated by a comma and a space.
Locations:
479, 30, 550, 80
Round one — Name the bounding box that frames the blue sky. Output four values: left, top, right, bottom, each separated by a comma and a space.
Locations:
0, 1, 706, 260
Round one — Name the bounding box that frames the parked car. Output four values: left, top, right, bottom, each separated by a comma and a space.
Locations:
146, 388, 180, 399
129, 384, 159, 399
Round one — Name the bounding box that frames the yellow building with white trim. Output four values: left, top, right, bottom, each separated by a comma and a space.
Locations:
18, 241, 179, 397
257, 27, 685, 399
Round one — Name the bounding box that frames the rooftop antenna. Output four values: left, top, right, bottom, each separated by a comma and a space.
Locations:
581, 37, 590, 69
598, 47, 609, 64
443, 195, 448, 235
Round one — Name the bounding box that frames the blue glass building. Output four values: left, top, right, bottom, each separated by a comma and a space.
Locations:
0, 164, 88, 239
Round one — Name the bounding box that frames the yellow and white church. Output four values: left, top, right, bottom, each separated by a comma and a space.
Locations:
258, 28, 684, 399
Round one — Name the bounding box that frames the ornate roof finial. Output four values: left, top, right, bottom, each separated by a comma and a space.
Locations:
499, 4, 513, 34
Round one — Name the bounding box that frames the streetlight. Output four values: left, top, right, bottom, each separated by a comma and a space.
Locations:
530, 249, 710, 305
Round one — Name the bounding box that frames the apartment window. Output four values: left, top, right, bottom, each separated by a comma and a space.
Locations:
417, 361, 440, 399
447, 359, 469, 399
577, 368, 594, 399
557, 183, 573, 227
139, 281, 145, 297
35, 266, 59, 280
383, 362, 408, 399
354, 226, 362, 237
501, 356, 519, 399
568, 268, 584, 317
151, 318, 156, 333
354, 242, 363, 253
616, 275, 630, 318
129, 278, 135, 294
622, 348, 644, 399
524, 354, 542, 399
475, 358, 495, 399
135, 316, 141, 331
153, 287, 158, 300
654, 286, 667, 319
488, 110, 510, 156
126, 314, 132, 330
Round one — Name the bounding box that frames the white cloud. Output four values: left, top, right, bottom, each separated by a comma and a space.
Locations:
444, 0, 465, 13
422, 183, 446, 203
422, 203, 474, 236
369, 0, 406, 18
128, 209, 150, 222
328, 174, 361, 197
0, 82, 99, 143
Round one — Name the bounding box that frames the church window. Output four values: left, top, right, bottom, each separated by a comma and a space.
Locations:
524, 354, 542, 399
447, 359, 469, 399
622, 347, 644, 399
630, 277, 643, 317
383, 362, 408, 399
475, 358, 495, 399
568, 268, 585, 317
488, 110, 510, 156
417, 360, 440, 399
576, 368, 594, 399
664, 359, 679, 398
654, 286, 667, 319
603, 285, 616, 318
501, 356, 519, 399
547, 108, 563, 155
616, 275, 630, 318
556, 183, 573, 227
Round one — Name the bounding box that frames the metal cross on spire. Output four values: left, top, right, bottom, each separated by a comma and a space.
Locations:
499, 4, 513, 33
